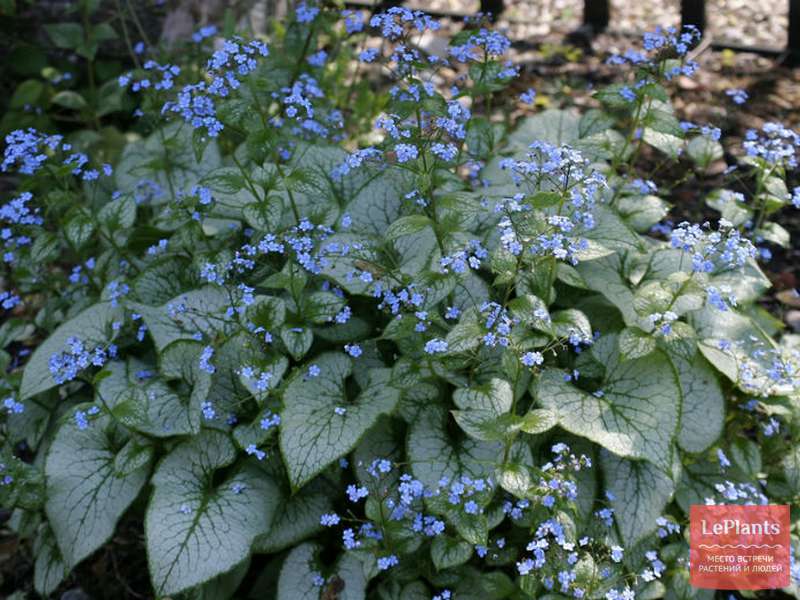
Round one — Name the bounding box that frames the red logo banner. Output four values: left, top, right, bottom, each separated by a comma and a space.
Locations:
690, 504, 790, 590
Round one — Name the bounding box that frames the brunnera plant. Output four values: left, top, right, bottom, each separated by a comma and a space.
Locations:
0, 4, 798, 599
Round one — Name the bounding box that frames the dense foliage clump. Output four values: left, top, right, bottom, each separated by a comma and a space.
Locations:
0, 3, 799, 598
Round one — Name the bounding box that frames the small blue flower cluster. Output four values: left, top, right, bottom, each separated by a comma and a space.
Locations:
119, 60, 180, 92
439, 240, 488, 274
449, 29, 511, 62
368, 7, 440, 40
1, 129, 65, 175
239, 365, 274, 392
49, 337, 116, 385
670, 220, 756, 273
726, 88, 748, 105
74, 405, 100, 430
2, 396, 24, 414
607, 25, 700, 79
0, 291, 21, 311
498, 142, 607, 264
163, 37, 269, 137
743, 122, 800, 169
706, 480, 768, 505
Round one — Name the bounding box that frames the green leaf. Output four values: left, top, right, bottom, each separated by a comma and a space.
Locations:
385, 215, 433, 240
664, 347, 725, 454
618, 327, 656, 360
706, 189, 751, 227
64, 208, 95, 248
535, 335, 680, 470
20, 302, 123, 400
675, 457, 726, 512
687, 136, 723, 169
243, 197, 283, 231
506, 109, 580, 149
353, 415, 405, 486
280, 325, 314, 361
453, 567, 516, 599
451, 378, 516, 441
431, 536, 473, 570
336, 552, 368, 600
133, 257, 194, 304
452, 410, 517, 442
98, 195, 136, 231
518, 408, 557, 434
130, 287, 233, 352
642, 128, 683, 158
393, 226, 439, 277
30, 231, 60, 263
602, 452, 674, 546
465, 117, 501, 160
576, 129, 628, 161
508, 294, 551, 332
530, 191, 562, 208
105, 359, 201, 437
303, 291, 346, 324
644, 108, 683, 137
730, 438, 761, 478
33, 524, 68, 596
444, 310, 484, 354
115, 123, 221, 203
595, 84, 632, 109
551, 308, 592, 340
45, 23, 84, 49
782, 446, 800, 490
276, 542, 321, 599
575, 253, 637, 325
346, 167, 414, 235
584, 205, 644, 253
254, 481, 332, 553
280, 354, 400, 489
617, 195, 669, 232
408, 405, 501, 488
45, 415, 149, 568
10, 79, 45, 108
51, 90, 87, 110
146, 430, 279, 596
453, 378, 512, 413
196, 559, 250, 600
113, 436, 155, 476
578, 109, 615, 137
756, 222, 791, 248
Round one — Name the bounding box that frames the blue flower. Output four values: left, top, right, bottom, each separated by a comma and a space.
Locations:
520, 88, 537, 104
199, 345, 216, 374
424, 339, 448, 354
296, 2, 319, 23
245, 444, 266, 460
320, 512, 341, 526
610, 545, 624, 562
521, 351, 544, 367
394, 143, 418, 163
74, 410, 89, 430
619, 86, 636, 102
346, 484, 368, 502
726, 88, 748, 105
376, 554, 399, 571
2, 397, 23, 414
307, 50, 328, 67
344, 343, 362, 357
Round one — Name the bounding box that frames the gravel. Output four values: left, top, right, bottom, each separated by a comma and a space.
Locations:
406, 0, 790, 50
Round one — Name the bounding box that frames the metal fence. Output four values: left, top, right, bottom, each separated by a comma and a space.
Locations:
347, 0, 800, 65
576, 0, 799, 64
